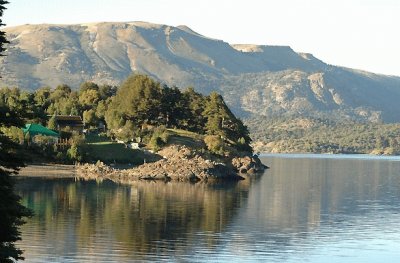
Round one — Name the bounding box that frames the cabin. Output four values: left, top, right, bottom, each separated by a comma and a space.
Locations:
53, 115, 84, 134
22, 124, 59, 144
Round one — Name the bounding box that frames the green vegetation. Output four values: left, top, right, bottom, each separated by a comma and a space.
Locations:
167, 128, 205, 149
83, 134, 144, 164
3, 70, 400, 158
1, 74, 252, 163
148, 126, 169, 152
0, 104, 33, 262
0, 2, 33, 262
247, 116, 400, 154
105, 74, 251, 155
204, 135, 228, 156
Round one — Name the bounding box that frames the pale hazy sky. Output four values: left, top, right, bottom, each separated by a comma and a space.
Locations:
3, 0, 400, 76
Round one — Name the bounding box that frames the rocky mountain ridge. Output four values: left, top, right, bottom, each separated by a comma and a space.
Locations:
1, 22, 400, 122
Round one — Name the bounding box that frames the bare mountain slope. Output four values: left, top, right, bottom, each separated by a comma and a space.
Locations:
1, 22, 400, 122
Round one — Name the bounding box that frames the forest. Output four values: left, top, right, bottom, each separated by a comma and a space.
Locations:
247, 116, 400, 155
0, 74, 252, 163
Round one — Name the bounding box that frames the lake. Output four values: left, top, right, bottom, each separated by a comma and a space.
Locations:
15, 155, 400, 262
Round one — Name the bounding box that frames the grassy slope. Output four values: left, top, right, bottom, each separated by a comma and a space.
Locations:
83, 130, 205, 165
84, 134, 145, 164
84, 128, 236, 164
166, 129, 205, 149
165, 128, 240, 162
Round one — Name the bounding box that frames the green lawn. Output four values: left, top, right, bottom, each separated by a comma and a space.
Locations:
83, 130, 207, 164
84, 134, 144, 164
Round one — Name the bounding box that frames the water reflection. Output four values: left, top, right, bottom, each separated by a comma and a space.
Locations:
15, 156, 400, 262
16, 178, 251, 262
229, 157, 400, 262
247, 157, 400, 228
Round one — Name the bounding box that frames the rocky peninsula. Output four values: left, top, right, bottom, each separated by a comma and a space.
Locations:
76, 145, 267, 183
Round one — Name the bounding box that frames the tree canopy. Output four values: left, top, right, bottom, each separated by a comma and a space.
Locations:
105, 74, 251, 152
1, 73, 253, 157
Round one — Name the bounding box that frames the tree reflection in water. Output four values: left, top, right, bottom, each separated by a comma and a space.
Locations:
15, 177, 253, 261
15, 157, 400, 262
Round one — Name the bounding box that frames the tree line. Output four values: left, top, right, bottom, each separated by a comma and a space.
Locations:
105, 74, 251, 151
0, 74, 252, 154
0, 72, 252, 261
0, 82, 116, 128
246, 116, 400, 154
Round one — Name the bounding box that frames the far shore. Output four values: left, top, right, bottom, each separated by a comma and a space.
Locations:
17, 164, 76, 177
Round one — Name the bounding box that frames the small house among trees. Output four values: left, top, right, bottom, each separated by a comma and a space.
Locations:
50, 115, 84, 134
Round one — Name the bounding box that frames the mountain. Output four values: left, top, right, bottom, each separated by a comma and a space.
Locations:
1, 22, 400, 122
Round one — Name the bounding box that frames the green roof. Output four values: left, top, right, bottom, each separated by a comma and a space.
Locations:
22, 124, 59, 137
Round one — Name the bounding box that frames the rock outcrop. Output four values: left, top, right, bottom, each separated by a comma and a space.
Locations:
231, 155, 268, 174
76, 145, 265, 183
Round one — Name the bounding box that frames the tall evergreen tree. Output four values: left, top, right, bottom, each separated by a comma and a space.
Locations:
203, 92, 252, 152
183, 87, 206, 132
0, 2, 32, 262
160, 85, 187, 128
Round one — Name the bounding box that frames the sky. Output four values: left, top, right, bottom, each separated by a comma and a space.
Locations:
3, 0, 400, 76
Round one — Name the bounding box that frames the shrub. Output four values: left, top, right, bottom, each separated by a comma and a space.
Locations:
67, 144, 82, 162
32, 134, 57, 145
148, 125, 170, 151
70, 132, 85, 146
204, 135, 226, 156
148, 136, 164, 152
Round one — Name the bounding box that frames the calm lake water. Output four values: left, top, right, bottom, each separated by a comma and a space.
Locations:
15, 155, 400, 262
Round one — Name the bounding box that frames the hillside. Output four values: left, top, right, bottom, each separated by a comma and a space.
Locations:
247, 116, 400, 154
1, 22, 400, 122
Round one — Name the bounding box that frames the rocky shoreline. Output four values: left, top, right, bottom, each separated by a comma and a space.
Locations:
76, 145, 267, 183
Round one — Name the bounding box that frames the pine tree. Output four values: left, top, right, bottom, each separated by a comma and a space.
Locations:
183, 87, 206, 132
0, 2, 33, 262
47, 113, 57, 130
160, 85, 187, 128
203, 92, 252, 152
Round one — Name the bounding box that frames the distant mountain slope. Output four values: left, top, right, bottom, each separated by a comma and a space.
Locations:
1, 22, 400, 122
